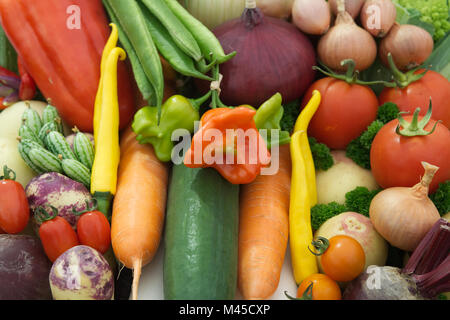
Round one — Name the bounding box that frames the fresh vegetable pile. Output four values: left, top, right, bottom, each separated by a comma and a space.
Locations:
0, 0, 448, 301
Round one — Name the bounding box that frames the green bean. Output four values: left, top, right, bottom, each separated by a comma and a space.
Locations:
140, 0, 203, 63
104, 0, 164, 111
103, 0, 156, 106
138, 3, 213, 81
163, 0, 236, 64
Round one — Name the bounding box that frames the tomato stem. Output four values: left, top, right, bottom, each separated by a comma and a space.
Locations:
308, 236, 329, 256
71, 199, 98, 216
395, 100, 440, 137
35, 205, 59, 224
0, 165, 16, 181
386, 53, 428, 88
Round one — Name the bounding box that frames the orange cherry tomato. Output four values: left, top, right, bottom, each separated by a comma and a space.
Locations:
297, 273, 342, 300
315, 235, 366, 282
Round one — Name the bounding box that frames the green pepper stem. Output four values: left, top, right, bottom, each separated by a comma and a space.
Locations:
93, 191, 113, 221
210, 64, 230, 109
190, 90, 212, 111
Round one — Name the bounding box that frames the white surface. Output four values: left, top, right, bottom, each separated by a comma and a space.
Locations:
135, 242, 299, 300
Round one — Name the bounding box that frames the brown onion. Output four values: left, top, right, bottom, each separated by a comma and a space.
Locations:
360, 0, 397, 37
256, 0, 294, 20
292, 0, 331, 35
379, 23, 434, 71
201, 1, 316, 107
317, 0, 377, 72
329, 0, 364, 19
369, 162, 441, 252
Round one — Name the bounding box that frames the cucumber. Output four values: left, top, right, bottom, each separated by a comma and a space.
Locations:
18, 124, 44, 146
17, 142, 44, 174
163, 164, 239, 300
61, 159, 91, 188
46, 130, 77, 160
28, 147, 63, 174
42, 104, 64, 133
73, 131, 94, 169
38, 121, 59, 147
21, 106, 43, 136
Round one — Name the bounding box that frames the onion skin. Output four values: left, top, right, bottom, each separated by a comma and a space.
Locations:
360, 0, 397, 38
329, 0, 364, 19
379, 24, 434, 71
209, 14, 316, 107
317, 11, 377, 72
369, 163, 441, 252
256, 0, 294, 20
292, 0, 331, 35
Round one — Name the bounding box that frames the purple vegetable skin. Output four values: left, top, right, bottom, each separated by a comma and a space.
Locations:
49, 245, 114, 300
343, 219, 450, 300
0, 234, 52, 300
25, 172, 93, 229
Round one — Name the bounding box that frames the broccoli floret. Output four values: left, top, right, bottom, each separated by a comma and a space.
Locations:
377, 102, 400, 124
311, 202, 348, 231
397, 0, 450, 42
346, 103, 400, 169
430, 180, 450, 216
280, 99, 301, 133
309, 137, 334, 171
345, 186, 382, 217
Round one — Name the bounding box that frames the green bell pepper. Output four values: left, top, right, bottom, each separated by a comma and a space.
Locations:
132, 92, 211, 162
254, 93, 291, 149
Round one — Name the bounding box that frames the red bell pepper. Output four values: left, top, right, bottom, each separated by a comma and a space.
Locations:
0, 0, 135, 132
17, 56, 36, 101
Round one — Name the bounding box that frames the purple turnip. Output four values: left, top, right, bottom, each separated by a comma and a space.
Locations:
25, 172, 94, 230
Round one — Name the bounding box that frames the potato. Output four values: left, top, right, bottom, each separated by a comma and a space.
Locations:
0, 101, 70, 187
0, 234, 53, 300
0, 100, 47, 141
316, 150, 379, 204
49, 245, 114, 300
314, 212, 388, 272
0, 137, 37, 187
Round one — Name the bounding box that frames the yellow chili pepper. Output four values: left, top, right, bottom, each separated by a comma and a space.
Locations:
90, 43, 126, 217
293, 90, 321, 206
94, 23, 118, 147
289, 90, 321, 285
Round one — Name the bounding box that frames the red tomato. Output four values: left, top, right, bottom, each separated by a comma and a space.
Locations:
76, 211, 111, 254
301, 77, 379, 149
0, 169, 30, 234
39, 215, 79, 262
379, 70, 450, 129
370, 115, 450, 193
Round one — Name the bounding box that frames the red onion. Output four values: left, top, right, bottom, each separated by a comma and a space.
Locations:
199, 1, 316, 107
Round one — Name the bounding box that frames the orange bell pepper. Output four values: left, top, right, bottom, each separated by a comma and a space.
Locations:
184, 106, 270, 185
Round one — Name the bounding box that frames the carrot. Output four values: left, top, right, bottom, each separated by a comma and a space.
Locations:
238, 144, 292, 300
111, 124, 169, 300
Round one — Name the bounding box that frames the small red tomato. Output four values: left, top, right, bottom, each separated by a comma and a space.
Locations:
37, 207, 79, 262
76, 210, 111, 254
0, 166, 30, 234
